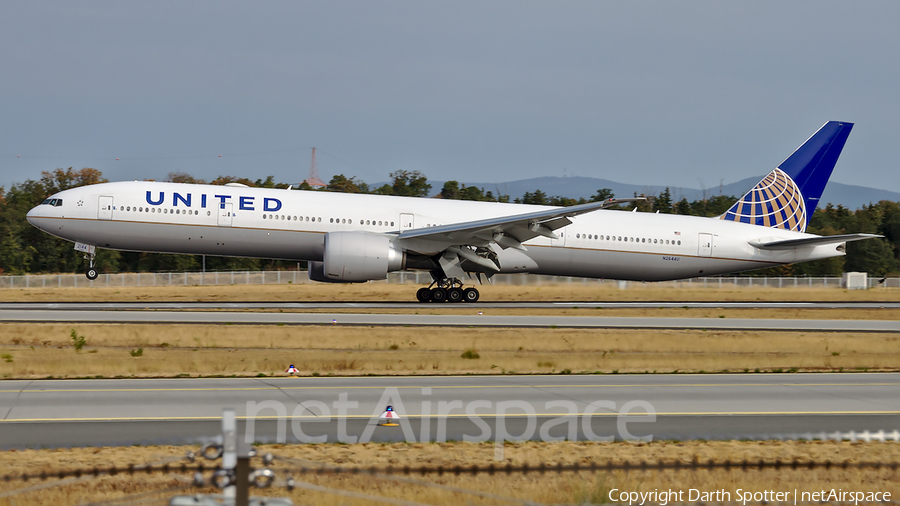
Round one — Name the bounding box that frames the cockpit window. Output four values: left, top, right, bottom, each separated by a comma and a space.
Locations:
42, 198, 52, 205
42, 198, 63, 207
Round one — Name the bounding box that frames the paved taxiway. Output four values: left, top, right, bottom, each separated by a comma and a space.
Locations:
2, 301, 899, 310
1, 374, 897, 449
1, 308, 897, 331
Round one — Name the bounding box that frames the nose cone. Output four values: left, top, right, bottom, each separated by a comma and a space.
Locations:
26, 204, 48, 230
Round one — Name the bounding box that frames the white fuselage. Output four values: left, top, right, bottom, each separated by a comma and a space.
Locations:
27, 181, 844, 281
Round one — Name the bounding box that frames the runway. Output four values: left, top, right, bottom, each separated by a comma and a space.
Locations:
1, 374, 898, 449
2, 301, 899, 310
1, 308, 897, 331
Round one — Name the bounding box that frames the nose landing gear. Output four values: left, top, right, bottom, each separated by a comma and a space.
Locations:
84, 252, 99, 280
416, 278, 479, 303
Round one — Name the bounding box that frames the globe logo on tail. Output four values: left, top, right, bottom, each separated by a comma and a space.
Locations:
719, 168, 807, 232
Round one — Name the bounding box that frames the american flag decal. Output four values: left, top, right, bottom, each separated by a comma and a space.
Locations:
719, 168, 807, 232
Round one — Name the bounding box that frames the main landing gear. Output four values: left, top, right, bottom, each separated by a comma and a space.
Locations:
84, 252, 99, 280
416, 278, 479, 303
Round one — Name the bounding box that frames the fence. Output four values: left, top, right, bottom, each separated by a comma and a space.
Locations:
0, 271, 898, 289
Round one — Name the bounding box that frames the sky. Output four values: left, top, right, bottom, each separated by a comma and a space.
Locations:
2, 1, 899, 194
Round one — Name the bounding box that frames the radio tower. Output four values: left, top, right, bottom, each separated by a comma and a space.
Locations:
304, 147, 327, 188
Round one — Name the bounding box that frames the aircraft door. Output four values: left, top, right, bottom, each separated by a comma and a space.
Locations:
550, 228, 567, 247
218, 203, 234, 227
698, 233, 713, 257
399, 213, 414, 231
98, 196, 113, 220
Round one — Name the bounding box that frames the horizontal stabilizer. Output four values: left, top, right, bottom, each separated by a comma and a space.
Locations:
749, 233, 881, 250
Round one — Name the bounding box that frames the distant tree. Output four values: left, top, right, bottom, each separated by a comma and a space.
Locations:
168, 172, 206, 184
690, 195, 737, 217
674, 198, 691, 215
588, 188, 615, 202
255, 176, 278, 188
389, 170, 431, 197
517, 190, 549, 205
326, 174, 367, 193
844, 238, 897, 276
372, 184, 394, 195
136, 252, 199, 272
440, 181, 460, 200
653, 188, 673, 214
295, 181, 314, 191
40, 168, 107, 194
210, 175, 255, 186
632, 192, 653, 213
460, 185, 487, 201
549, 196, 584, 207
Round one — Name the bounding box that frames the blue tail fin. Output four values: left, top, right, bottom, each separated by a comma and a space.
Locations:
719, 121, 853, 232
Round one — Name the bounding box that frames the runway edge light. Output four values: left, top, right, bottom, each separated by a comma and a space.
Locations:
378, 405, 400, 427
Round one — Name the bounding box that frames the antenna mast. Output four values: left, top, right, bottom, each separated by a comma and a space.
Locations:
304, 147, 327, 188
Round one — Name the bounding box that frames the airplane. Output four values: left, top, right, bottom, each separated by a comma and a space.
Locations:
27, 121, 880, 302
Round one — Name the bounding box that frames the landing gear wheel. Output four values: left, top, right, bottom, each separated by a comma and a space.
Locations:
85, 267, 99, 280
430, 287, 447, 302
447, 287, 464, 303
416, 287, 432, 303
463, 287, 480, 303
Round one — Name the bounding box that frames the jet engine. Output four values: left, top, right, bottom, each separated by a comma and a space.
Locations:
309, 231, 404, 283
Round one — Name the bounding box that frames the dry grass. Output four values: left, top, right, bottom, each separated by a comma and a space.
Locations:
1, 281, 898, 303
0, 440, 896, 505
1, 283, 896, 378
2, 324, 898, 378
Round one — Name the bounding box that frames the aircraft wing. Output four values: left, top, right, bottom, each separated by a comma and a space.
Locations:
397, 198, 641, 253
749, 233, 882, 250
